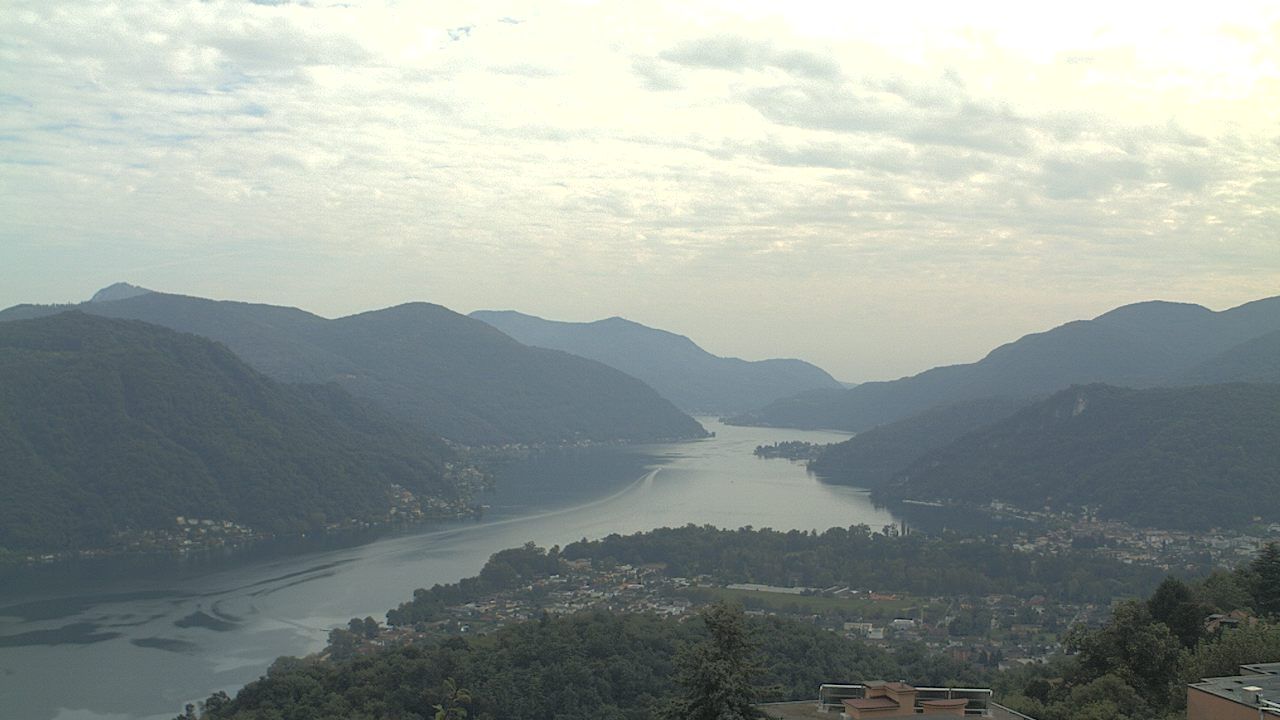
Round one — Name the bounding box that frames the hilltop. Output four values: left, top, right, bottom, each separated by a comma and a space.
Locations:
1, 288, 708, 445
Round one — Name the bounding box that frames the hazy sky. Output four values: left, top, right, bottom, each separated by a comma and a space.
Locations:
2, 1, 1277, 381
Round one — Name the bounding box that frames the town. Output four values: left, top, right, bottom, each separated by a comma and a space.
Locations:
334, 550, 1108, 671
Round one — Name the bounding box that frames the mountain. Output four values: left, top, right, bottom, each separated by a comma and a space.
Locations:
808, 396, 1031, 488
470, 310, 842, 414
1176, 329, 1280, 385
731, 296, 1280, 432
88, 282, 152, 303
0, 290, 708, 445
877, 383, 1280, 530
0, 312, 463, 553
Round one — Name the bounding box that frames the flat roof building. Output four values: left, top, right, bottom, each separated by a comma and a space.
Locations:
1188, 662, 1280, 719
758, 681, 1037, 719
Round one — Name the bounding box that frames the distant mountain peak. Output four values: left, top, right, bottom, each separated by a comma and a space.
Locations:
0, 293, 705, 445
1092, 300, 1211, 324
89, 282, 152, 303
732, 293, 1280, 433
471, 309, 842, 413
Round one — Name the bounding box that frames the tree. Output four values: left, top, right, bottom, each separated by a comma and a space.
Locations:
1177, 622, 1280, 692
1195, 569, 1253, 612
660, 602, 763, 720
433, 678, 472, 720
1251, 542, 1280, 617
1147, 576, 1208, 648
201, 692, 231, 715
328, 627, 357, 661
1067, 600, 1182, 708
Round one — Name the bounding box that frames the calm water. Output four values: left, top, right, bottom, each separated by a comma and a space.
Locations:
0, 420, 897, 720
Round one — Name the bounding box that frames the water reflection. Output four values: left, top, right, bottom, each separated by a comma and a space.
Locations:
0, 419, 897, 720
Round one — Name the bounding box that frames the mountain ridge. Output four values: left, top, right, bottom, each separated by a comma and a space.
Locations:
0, 289, 708, 445
730, 295, 1280, 432
876, 382, 1280, 530
471, 309, 842, 414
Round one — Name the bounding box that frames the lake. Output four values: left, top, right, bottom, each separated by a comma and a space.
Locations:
0, 419, 898, 720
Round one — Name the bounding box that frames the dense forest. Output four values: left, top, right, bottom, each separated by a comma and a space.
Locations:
0, 312, 463, 553
187, 605, 981, 720
877, 383, 1280, 529
808, 396, 1030, 487
0, 289, 708, 445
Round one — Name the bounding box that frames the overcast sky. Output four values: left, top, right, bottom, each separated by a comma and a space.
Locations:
2, 1, 1277, 381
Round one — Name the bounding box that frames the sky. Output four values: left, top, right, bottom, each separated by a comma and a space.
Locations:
2, 1, 1278, 381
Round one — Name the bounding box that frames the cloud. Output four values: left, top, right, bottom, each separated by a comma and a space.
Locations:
632, 57, 682, 91
657, 35, 840, 80
743, 75, 1036, 156
489, 63, 556, 78
1038, 157, 1148, 200
1, 2, 1277, 380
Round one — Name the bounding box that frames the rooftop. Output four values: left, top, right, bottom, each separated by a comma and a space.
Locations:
757, 700, 827, 719
758, 698, 1038, 720
1190, 671, 1280, 710
844, 697, 901, 710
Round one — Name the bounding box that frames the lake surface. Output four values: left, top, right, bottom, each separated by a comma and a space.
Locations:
0, 419, 897, 720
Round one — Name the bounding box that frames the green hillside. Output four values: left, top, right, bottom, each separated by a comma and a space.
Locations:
0, 288, 707, 445
878, 383, 1280, 529
0, 312, 463, 553
809, 396, 1031, 487
1177, 329, 1280, 385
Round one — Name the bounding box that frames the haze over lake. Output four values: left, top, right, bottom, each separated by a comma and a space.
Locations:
0, 420, 896, 720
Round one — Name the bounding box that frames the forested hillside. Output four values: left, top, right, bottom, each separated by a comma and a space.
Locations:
0, 312, 463, 552
1177, 329, 1280, 385
190, 608, 962, 720
878, 384, 1280, 529
0, 288, 707, 445
809, 396, 1031, 487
